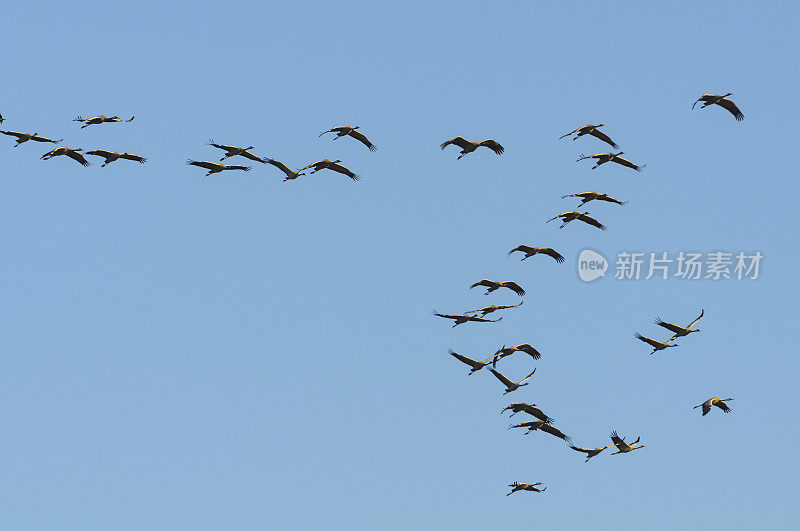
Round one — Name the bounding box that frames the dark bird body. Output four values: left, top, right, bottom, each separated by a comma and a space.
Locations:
440, 136, 504, 159
559, 124, 618, 148
470, 279, 525, 297
577, 152, 645, 172
41, 146, 90, 166
2, 130, 62, 147
85, 149, 146, 167
508, 245, 565, 263
319, 125, 377, 151
546, 210, 607, 230
187, 160, 251, 176
692, 93, 744, 121
694, 397, 733, 416
561, 191, 627, 207
74, 115, 134, 128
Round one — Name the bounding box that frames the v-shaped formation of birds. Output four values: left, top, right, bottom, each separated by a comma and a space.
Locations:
0, 93, 743, 497
431, 94, 742, 497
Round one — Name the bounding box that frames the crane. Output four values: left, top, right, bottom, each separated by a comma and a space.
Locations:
85, 149, 146, 167
655, 309, 703, 339
489, 367, 536, 394
1, 130, 62, 147
469, 279, 525, 296
635, 333, 679, 355
577, 152, 645, 172
546, 210, 607, 230
692, 93, 744, 121
694, 397, 733, 416
319, 125, 377, 151
561, 191, 627, 207
41, 146, 90, 166
73, 115, 134, 128
610, 431, 645, 454
507, 245, 565, 263
440, 136, 504, 159
559, 124, 619, 148
186, 160, 251, 176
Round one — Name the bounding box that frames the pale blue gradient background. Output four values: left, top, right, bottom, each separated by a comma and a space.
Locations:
1, 2, 798, 529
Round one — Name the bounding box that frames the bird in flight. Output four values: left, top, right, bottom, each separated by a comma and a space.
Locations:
208, 140, 266, 163
610, 431, 645, 454
655, 309, 703, 340
693, 396, 733, 416
447, 348, 491, 375
486, 343, 542, 367
41, 146, 90, 166
561, 191, 628, 207
489, 367, 536, 394
559, 124, 619, 148
509, 419, 571, 443
692, 93, 744, 121
440, 136, 504, 159
569, 445, 612, 463
186, 160, 251, 177
1, 130, 62, 147
500, 402, 554, 423
319, 125, 377, 151
301, 159, 360, 181
432, 310, 502, 328
464, 301, 523, 318
265, 158, 306, 181
85, 150, 147, 167
546, 211, 607, 231
506, 482, 546, 496
508, 245, 565, 263
469, 279, 525, 297
73, 115, 134, 128
634, 333, 679, 355
576, 152, 645, 172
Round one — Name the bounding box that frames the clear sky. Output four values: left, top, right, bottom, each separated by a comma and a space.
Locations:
2, 1, 798, 529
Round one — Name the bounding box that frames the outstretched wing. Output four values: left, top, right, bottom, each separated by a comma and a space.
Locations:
448, 349, 483, 369
119, 153, 147, 163
266, 158, 295, 177
478, 139, 504, 155
326, 162, 360, 181
239, 151, 266, 163
187, 160, 219, 170
539, 423, 571, 443
577, 213, 607, 231
349, 129, 377, 151
687, 309, 704, 328
65, 150, 90, 166
611, 155, 645, 172
440, 136, 472, 150
489, 368, 514, 388
522, 404, 553, 423
1, 130, 26, 139
222, 164, 251, 172
518, 368, 536, 384
589, 128, 619, 149
634, 333, 661, 348
500, 281, 525, 296
514, 344, 542, 360
31, 134, 62, 144
470, 279, 494, 290
540, 248, 565, 263
654, 318, 685, 335
715, 400, 732, 413
508, 244, 534, 256
717, 98, 744, 121
610, 431, 631, 451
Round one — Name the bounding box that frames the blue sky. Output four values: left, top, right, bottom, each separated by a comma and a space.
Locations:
1, 1, 798, 529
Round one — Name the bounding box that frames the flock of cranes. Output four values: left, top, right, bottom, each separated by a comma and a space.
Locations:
1, 92, 743, 497
432, 94, 742, 496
